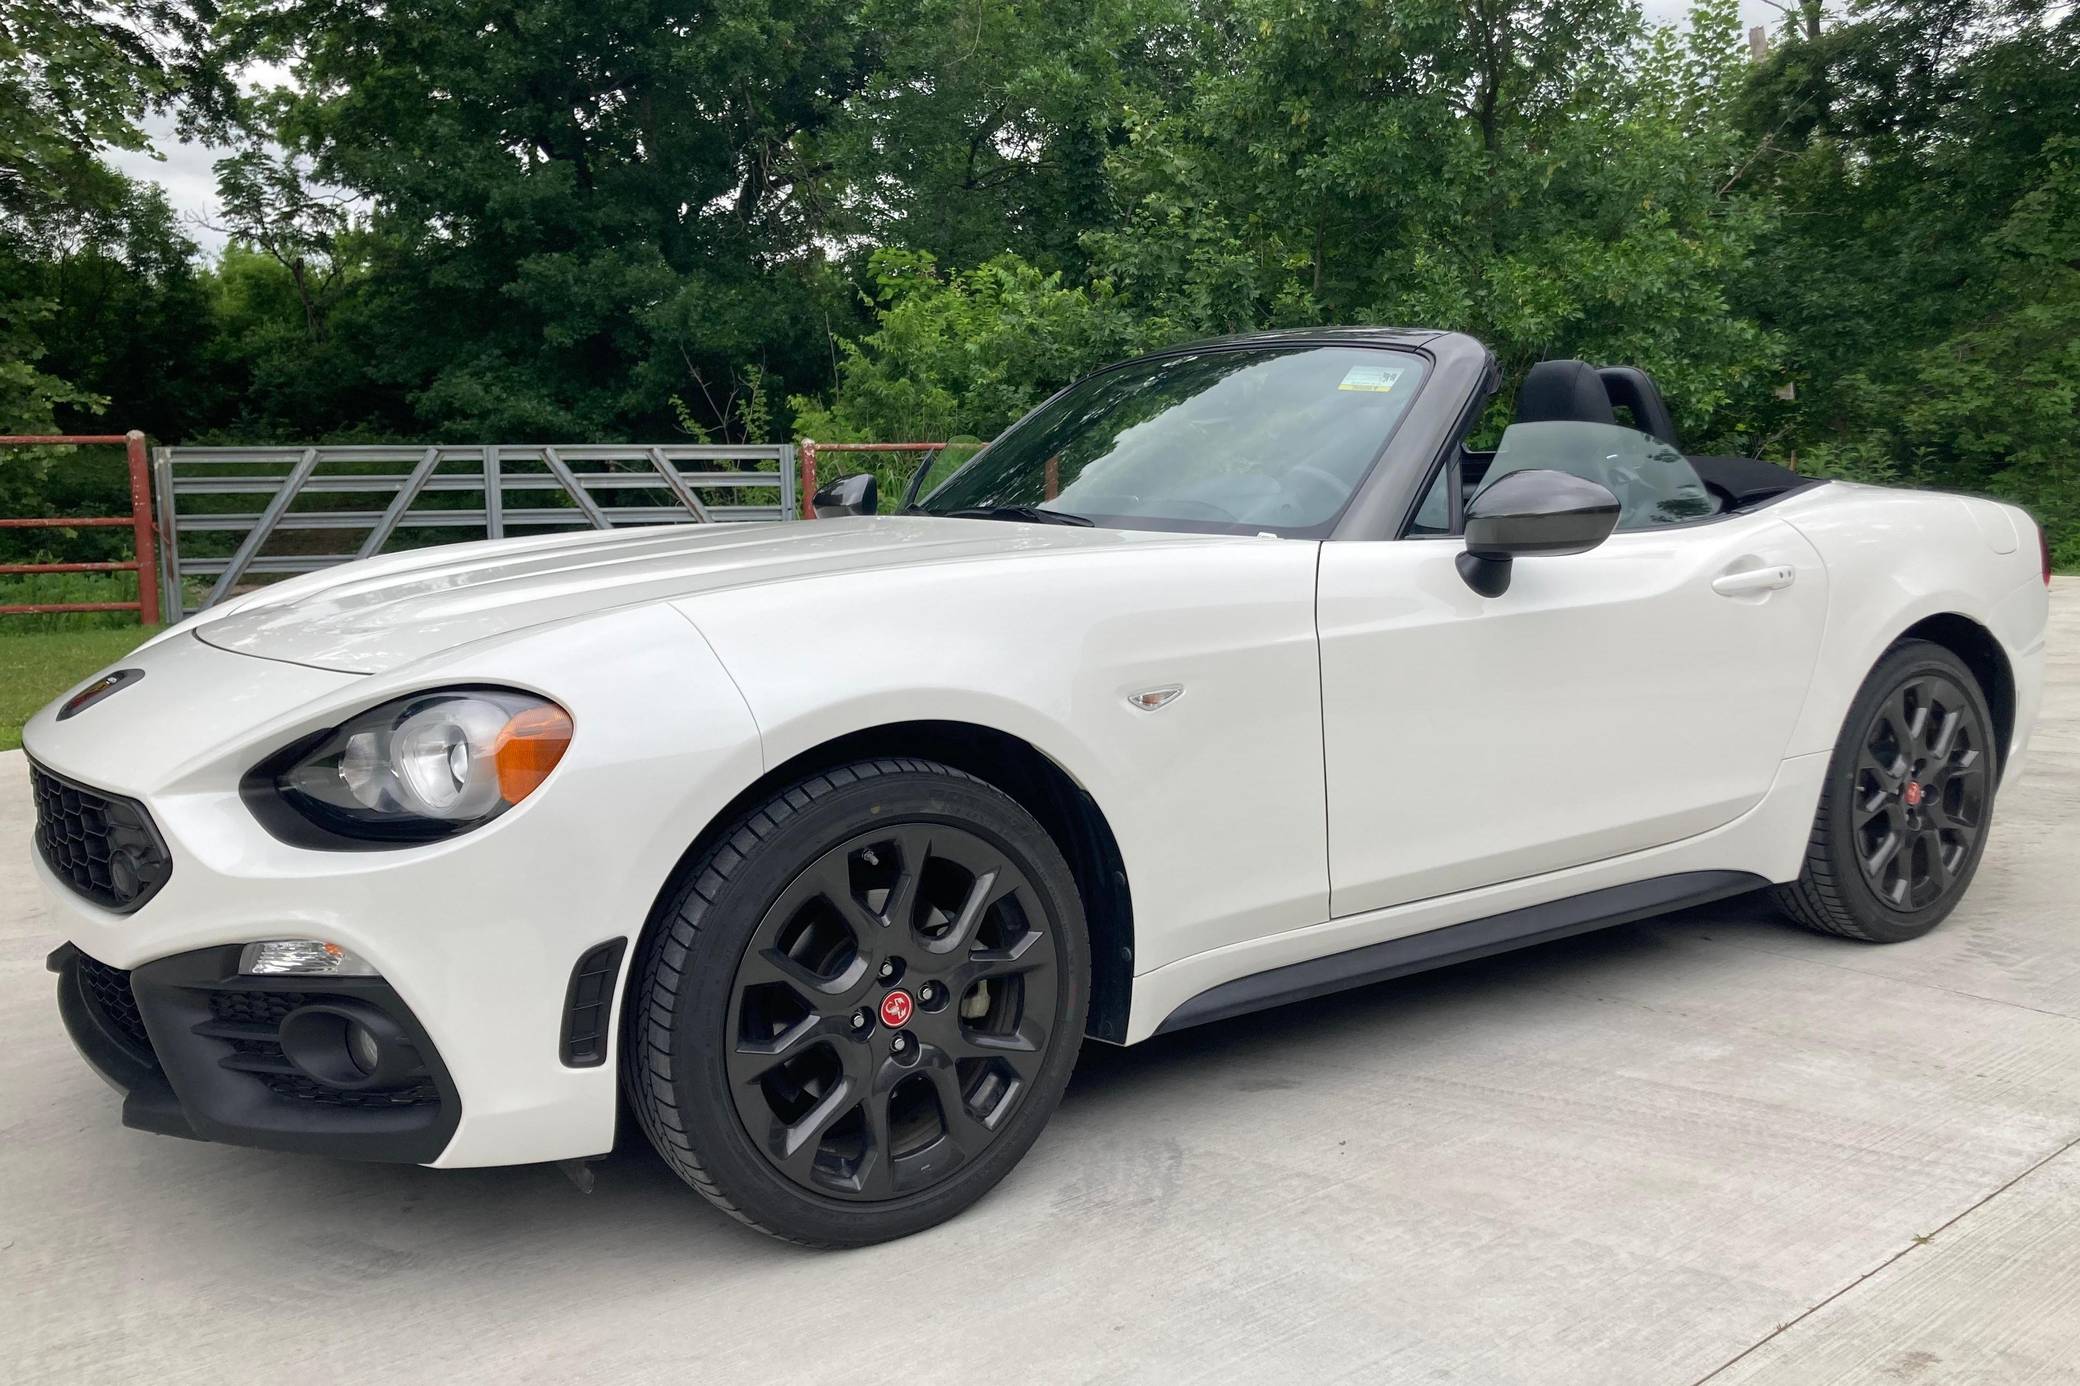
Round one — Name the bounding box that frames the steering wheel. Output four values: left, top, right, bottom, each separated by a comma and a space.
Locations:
1282, 462, 1350, 517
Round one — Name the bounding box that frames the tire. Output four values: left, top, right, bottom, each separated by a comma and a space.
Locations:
1772, 639, 1999, 943
623, 757, 1090, 1246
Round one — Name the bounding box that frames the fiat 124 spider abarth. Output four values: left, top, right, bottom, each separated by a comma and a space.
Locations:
31, 330, 2049, 1245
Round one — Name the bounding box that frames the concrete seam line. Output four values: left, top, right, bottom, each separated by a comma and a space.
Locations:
1687, 1128, 2080, 1385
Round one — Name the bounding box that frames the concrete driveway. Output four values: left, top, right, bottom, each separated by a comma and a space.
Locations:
5, 585, 2077, 1385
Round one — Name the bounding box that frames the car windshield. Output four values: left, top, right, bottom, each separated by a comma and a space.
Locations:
912, 345, 1428, 536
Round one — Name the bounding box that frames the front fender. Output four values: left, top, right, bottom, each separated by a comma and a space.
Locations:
674, 538, 1332, 974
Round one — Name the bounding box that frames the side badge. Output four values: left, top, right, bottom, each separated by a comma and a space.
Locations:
58, 668, 145, 721
1127, 685, 1183, 712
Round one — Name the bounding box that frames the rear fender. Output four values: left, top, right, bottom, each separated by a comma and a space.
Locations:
1777, 487, 2048, 771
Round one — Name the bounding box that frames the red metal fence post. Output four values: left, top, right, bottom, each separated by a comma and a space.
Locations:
792, 441, 982, 520
0, 432, 155, 624
125, 430, 160, 626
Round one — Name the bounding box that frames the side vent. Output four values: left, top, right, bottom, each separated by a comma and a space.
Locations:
560, 938, 628, 1068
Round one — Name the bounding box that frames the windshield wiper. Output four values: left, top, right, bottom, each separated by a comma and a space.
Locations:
941, 504, 1095, 527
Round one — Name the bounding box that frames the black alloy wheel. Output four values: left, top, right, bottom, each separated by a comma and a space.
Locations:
1775, 639, 2000, 943
1850, 670, 1989, 911
625, 758, 1089, 1246
727, 822, 1060, 1200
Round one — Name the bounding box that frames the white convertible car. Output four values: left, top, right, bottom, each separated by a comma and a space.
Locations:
31, 330, 2049, 1245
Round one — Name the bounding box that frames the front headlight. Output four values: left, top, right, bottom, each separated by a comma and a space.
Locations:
248, 687, 573, 847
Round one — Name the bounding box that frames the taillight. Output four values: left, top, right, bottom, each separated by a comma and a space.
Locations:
2042, 522, 2054, 587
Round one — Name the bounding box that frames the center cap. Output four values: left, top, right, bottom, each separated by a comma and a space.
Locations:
1904, 780, 1925, 807
879, 989, 914, 1027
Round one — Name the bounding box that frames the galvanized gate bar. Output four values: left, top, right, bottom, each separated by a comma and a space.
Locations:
208, 446, 320, 608
357, 447, 442, 559
157, 441, 796, 619
164, 474, 793, 499
538, 447, 610, 529
483, 446, 503, 540
173, 506, 789, 532
151, 442, 178, 622
646, 446, 712, 524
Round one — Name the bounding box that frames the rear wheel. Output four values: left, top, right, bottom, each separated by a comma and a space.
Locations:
624, 758, 1089, 1246
1773, 640, 1998, 943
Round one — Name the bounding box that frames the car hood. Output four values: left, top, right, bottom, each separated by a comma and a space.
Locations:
191, 516, 1227, 674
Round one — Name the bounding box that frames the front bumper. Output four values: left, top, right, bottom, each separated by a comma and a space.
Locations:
51, 942, 462, 1162
25, 605, 766, 1167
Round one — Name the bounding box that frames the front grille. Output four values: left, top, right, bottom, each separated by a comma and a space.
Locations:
203, 990, 440, 1109
262, 1072, 441, 1108
210, 989, 303, 1029
29, 764, 172, 913
76, 953, 155, 1060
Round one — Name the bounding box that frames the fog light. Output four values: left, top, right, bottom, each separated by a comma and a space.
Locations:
278, 1001, 420, 1090
347, 1020, 381, 1075
239, 939, 378, 977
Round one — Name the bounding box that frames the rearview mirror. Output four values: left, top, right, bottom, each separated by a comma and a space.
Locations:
812, 473, 878, 518
1456, 469, 1620, 598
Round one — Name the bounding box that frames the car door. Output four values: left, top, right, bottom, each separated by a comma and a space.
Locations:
1315, 503, 1828, 919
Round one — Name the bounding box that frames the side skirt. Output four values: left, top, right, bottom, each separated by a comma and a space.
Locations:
1151, 869, 1767, 1036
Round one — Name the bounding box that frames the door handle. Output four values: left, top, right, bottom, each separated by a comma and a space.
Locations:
1712, 564, 1796, 597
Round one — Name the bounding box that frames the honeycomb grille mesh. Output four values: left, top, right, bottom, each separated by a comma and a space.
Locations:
76, 953, 154, 1058
207, 990, 440, 1109
29, 765, 172, 912
264, 1072, 442, 1108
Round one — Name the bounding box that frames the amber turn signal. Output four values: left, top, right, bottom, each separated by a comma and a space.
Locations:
493, 703, 574, 804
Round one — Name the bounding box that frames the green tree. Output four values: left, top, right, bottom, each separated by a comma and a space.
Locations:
209, 147, 356, 342
0, 0, 213, 221
1739, 0, 2080, 551
0, 177, 218, 582
211, 0, 891, 440
1, 0, 214, 431
793, 247, 1139, 440
812, 0, 1190, 274
1084, 0, 1780, 440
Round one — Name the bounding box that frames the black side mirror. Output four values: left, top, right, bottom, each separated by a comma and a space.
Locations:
1456, 468, 1620, 597
812, 473, 878, 518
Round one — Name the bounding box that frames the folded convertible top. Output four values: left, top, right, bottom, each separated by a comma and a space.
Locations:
1689, 454, 1812, 508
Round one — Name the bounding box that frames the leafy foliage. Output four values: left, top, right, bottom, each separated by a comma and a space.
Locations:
1736, 0, 2080, 555
1082, 0, 1778, 442
792, 249, 1141, 441
0, 0, 214, 221
1, 0, 215, 432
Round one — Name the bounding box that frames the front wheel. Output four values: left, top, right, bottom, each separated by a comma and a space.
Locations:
624, 758, 1089, 1246
1773, 639, 1999, 943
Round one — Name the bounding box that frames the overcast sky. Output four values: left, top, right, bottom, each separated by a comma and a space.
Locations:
108, 0, 1791, 253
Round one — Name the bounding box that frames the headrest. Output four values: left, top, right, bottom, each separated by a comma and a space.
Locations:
1597, 366, 1681, 448
1514, 360, 1616, 428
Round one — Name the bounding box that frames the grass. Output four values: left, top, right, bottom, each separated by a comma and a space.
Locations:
0, 625, 159, 751
0, 570, 150, 627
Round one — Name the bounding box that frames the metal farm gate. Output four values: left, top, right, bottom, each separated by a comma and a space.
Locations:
154, 443, 796, 621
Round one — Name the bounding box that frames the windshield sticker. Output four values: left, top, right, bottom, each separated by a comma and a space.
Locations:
1337, 364, 1406, 393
